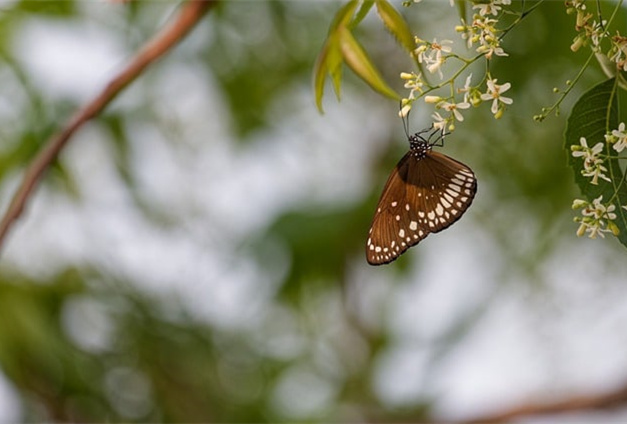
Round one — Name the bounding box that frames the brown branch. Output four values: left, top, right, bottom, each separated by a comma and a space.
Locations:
0, 0, 217, 250
458, 382, 627, 423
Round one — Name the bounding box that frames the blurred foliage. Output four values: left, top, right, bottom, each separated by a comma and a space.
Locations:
0, 0, 626, 422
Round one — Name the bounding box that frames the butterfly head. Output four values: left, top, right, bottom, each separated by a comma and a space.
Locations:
408, 133, 432, 160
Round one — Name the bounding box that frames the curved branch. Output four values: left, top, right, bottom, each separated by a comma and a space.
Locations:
459, 382, 627, 423
0, 0, 217, 250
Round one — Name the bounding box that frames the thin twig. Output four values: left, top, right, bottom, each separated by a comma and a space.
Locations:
458, 382, 627, 423
0, 0, 217, 250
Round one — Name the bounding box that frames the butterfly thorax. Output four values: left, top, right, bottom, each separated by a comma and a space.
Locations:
408, 134, 432, 160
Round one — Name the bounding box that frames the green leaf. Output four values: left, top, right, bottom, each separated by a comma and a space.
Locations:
313, 0, 401, 112
15, 0, 76, 16
351, 0, 375, 28
337, 26, 400, 100
565, 77, 627, 245
313, 40, 330, 112
374, 0, 416, 54
454, 0, 467, 23
328, 0, 359, 33
314, 0, 360, 113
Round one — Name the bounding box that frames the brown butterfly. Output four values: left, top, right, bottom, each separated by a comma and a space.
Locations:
366, 128, 477, 265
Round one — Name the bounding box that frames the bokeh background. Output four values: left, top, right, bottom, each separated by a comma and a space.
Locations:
1, 0, 627, 422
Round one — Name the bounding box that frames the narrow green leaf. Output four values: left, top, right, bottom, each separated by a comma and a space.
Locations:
454, 0, 467, 23
565, 78, 627, 245
328, 38, 344, 101
351, 0, 375, 28
314, 0, 359, 112
328, 0, 359, 33
313, 41, 330, 113
338, 26, 400, 100
374, 0, 416, 54
313, 35, 344, 113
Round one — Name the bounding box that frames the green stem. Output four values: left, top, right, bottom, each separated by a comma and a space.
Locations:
536, 51, 596, 121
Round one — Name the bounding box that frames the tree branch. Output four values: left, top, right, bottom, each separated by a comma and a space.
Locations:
459, 382, 627, 423
0, 0, 217, 251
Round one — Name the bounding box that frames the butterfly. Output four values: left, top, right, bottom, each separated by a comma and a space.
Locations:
366, 126, 477, 265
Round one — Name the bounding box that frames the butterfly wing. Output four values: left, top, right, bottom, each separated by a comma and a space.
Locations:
366, 150, 477, 265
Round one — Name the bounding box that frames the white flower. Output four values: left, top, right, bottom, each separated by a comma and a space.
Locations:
473, 1, 503, 16
572, 137, 603, 166
431, 112, 447, 133
571, 137, 610, 185
583, 162, 611, 185
477, 43, 508, 59
427, 59, 445, 79
589, 20, 607, 50
400, 72, 424, 100
480, 79, 513, 115
458, 74, 473, 103
440, 100, 470, 122
399, 103, 412, 118
418, 39, 453, 79
610, 122, 627, 152
573, 196, 618, 238
609, 34, 627, 71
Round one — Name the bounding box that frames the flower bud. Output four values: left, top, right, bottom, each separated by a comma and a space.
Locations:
571, 35, 584, 52
424, 95, 441, 104
399, 104, 412, 118
608, 221, 620, 236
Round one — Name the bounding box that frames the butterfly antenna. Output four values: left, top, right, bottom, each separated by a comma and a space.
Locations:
400, 101, 411, 139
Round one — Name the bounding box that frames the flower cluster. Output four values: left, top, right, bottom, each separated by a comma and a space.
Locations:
571, 136, 610, 185
604, 122, 627, 152
399, 0, 514, 128
608, 33, 627, 72
570, 124, 627, 238
567, 0, 607, 53
415, 38, 452, 79
456, 13, 508, 59
567, 0, 627, 73
572, 196, 619, 238
472, 0, 511, 17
